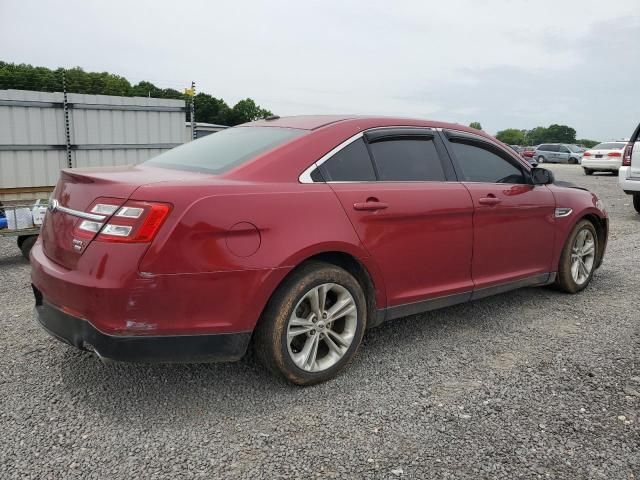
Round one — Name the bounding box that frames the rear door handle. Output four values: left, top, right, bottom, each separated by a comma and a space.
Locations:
353, 199, 389, 211
478, 196, 502, 206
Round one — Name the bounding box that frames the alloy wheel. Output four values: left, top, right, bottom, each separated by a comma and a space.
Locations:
286, 283, 358, 372
570, 228, 595, 285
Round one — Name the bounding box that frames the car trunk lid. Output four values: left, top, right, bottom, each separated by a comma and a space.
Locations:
40, 165, 206, 269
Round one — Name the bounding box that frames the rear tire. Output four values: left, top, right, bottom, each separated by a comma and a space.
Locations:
583, 168, 593, 176
19, 235, 37, 260
254, 261, 367, 385
555, 220, 598, 293
633, 193, 640, 214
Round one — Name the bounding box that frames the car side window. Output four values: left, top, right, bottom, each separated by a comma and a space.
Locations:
369, 138, 446, 181
449, 141, 526, 184
548, 145, 560, 152
559, 146, 570, 153
319, 138, 376, 181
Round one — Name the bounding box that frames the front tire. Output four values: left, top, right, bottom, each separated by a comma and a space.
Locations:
633, 193, 640, 214
537, 156, 545, 164
555, 220, 598, 293
254, 262, 367, 385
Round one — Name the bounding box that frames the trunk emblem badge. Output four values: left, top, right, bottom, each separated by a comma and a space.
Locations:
72, 239, 84, 251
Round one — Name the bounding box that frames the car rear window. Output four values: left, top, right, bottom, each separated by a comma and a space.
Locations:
592, 143, 626, 150
320, 138, 376, 181
146, 126, 306, 173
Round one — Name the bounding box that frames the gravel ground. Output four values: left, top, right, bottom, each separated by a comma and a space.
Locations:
1, 164, 638, 479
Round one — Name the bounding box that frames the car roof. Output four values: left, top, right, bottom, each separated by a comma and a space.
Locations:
248, 115, 359, 130
247, 115, 489, 136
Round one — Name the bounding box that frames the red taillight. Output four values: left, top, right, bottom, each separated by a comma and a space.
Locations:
96, 201, 171, 243
607, 151, 622, 157
73, 197, 124, 239
622, 144, 633, 166
583, 152, 592, 157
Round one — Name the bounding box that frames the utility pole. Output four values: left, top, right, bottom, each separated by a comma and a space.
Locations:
190, 80, 196, 141
61, 71, 73, 168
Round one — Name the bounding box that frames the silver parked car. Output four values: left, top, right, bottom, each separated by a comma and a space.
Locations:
534, 144, 583, 164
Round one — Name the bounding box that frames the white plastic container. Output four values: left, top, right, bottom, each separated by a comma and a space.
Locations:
32, 200, 47, 226
6, 207, 34, 230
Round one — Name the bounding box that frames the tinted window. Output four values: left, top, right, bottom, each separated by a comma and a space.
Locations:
147, 126, 306, 173
369, 139, 446, 181
593, 142, 626, 150
450, 141, 526, 184
320, 138, 376, 181
538, 144, 558, 152
559, 146, 570, 153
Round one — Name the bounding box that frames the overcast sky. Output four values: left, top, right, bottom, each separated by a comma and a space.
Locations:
1, 0, 639, 140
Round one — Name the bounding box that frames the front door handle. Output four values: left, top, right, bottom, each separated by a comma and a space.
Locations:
353, 198, 389, 211
478, 196, 502, 206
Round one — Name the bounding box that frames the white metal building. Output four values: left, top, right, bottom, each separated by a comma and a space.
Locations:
0, 89, 186, 200
184, 122, 228, 142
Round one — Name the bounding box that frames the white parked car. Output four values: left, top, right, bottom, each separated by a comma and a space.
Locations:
619, 124, 640, 213
582, 142, 627, 175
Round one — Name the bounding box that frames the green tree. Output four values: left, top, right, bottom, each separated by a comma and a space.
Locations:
526, 126, 548, 146
576, 139, 599, 148
0, 61, 273, 127
495, 128, 525, 145
545, 124, 576, 143
228, 98, 273, 125
469, 121, 482, 130
192, 93, 231, 125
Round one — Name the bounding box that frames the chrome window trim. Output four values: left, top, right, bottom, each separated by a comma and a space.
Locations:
298, 126, 436, 184
299, 132, 364, 183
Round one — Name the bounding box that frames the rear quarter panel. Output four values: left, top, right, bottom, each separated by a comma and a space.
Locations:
132, 181, 386, 322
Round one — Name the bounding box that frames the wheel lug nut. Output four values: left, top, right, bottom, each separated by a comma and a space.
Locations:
310, 330, 315, 335
322, 312, 328, 319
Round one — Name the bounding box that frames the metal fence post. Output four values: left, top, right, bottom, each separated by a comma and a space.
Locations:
61, 71, 73, 168
190, 80, 196, 140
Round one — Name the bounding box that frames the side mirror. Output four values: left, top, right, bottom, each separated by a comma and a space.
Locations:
531, 167, 554, 185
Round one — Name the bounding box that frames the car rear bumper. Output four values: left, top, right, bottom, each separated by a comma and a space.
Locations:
30, 239, 288, 336
582, 159, 621, 170
33, 285, 251, 363
619, 167, 640, 193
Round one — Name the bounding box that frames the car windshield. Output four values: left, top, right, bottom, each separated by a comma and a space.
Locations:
146, 126, 306, 173
592, 142, 626, 150
566, 144, 582, 152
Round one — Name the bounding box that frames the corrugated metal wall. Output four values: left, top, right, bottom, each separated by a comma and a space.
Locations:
0, 89, 186, 200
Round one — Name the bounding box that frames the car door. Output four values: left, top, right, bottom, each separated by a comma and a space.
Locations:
440, 130, 556, 290
313, 128, 475, 310
558, 145, 570, 163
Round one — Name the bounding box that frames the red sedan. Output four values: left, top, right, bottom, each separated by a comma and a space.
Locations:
31, 116, 608, 384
